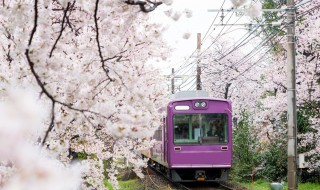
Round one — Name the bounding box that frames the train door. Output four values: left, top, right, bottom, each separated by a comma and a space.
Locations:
163, 117, 168, 162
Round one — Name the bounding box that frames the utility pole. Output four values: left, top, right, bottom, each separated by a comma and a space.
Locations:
286, 0, 298, 189
196, 33, 202, 90
171, 68, 175, 94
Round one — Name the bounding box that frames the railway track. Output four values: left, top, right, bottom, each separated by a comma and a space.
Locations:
145, 166, 238, 190
178, 181, 235, 190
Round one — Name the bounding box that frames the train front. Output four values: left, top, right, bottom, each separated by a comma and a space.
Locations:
167, 98, 232, 182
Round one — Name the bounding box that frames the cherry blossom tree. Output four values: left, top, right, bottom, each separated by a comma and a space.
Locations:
204, 0, 320, 173
201, 38, 267, 117
251, 0, 320, 171
200, 0, 273, 117
0, 0, 172, 189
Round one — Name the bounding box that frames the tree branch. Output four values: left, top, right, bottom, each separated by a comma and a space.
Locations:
49, 2, 71, 57
25, 0, 57, 146
94, 0, 114, 81
26, 0, 111, 145
42, 102, 55, 145
124, 0, 162, 13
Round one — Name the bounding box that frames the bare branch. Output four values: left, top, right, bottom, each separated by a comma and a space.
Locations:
25, 0, 57, 146
42, 102, 55, 145
94, 0, 114, 81
49, 2, 71, 57
92, 79, 112, 100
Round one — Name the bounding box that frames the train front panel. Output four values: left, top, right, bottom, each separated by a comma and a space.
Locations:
166, 98, 232, 181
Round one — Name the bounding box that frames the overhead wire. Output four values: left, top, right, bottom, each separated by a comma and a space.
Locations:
296, 3, 320, 19
174, 2, 290, 91
216, 7, 287, 62
175, 7, 239, 88
213, 10, 287, 73
172, 2, 249, 78
179, 70, 197, 89
219, 1, 319, 84
170, 0, 231, 77
230, 35, 286, 81
187, 83, 196, 90
200, 11, 235, 55
205, 27, 286, 84
178, 15, 254, 89
220, 24, 286, 73
201, 0, 227, 43
205, 11, 245, 45
200, 1, 314, 94
187, 11, 261, 68
216, 26, 262, 61
200, 22, 287, 90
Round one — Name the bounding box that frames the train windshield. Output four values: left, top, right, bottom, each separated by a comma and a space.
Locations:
173, 113, 228, 145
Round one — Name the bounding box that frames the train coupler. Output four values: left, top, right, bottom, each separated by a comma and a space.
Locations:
195, 170, 206, 181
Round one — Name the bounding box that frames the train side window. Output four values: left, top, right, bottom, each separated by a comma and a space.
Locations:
153, 126, 162, 141
153, 118, 165, 141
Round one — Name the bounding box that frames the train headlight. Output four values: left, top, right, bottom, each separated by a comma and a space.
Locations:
194, 101, 207, 108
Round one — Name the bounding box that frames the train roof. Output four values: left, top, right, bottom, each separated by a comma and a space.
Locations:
169, 91, 231, 104
169, 97, 231, 103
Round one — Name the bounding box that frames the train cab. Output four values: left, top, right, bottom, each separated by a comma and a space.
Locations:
143, 91, 232, 182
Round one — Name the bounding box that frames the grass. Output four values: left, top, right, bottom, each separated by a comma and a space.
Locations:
298, 182, 320, 190
105, 178, 174, 190
119, 179, 145, 190
238, 180, 270, 190
108, 178, 320, 190
104, 178, 144, 190
239, 179, 320, 190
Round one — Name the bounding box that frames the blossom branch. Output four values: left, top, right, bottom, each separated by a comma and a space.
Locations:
25, 0, 56, 102
49, 2, 71, 57
94, 0, 114, 81
42, 102, 55, 145
25, 0, 57, 146
26, 0, 111, 145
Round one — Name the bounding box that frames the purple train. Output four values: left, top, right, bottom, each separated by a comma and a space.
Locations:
142, 91, 232, 182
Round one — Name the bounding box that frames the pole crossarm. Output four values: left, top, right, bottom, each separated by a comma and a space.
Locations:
164, 74, 192, 79
207, 8, 285, 12
212, 23, 281, 26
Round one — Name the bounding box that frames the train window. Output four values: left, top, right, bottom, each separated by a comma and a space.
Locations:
173, 113, 228, 145
153, 118, 165, 141
153, 127, 162, 141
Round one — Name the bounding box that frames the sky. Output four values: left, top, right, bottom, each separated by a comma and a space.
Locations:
148, 0, 252, 75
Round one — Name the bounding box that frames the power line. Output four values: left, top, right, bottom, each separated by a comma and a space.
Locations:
172, 2, 290, 91
180, 73, 196, 89
197, 4, 303, 93
217, 27, 262, 61
201, 0, 227, 43
170, 2, 235, 76
297, 4, 320, 19
216, 9, 287, 62
177, 21, 284, 90
201, 24, 286, 81
222, 24, 286, 71
222, 34, 285, 82
200, 11, 235, 55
